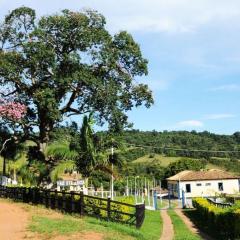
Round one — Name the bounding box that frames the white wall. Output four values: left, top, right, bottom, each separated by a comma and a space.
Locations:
170, 179, 240, 198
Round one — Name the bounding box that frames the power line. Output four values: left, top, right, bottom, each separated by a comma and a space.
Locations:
124, 143, 240, 154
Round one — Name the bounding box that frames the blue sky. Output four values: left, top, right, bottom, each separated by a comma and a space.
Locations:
0, 0, 239, 134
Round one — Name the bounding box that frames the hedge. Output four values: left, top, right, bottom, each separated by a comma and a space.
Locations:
192, 198, 240, 239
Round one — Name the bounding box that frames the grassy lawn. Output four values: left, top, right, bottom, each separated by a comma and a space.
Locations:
168, 210, 201, 240
139, 210, 162, 240
132, 154, 181, 166
28, 205, 162, 240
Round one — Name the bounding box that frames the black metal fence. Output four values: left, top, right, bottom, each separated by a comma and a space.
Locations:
0, 185, 145, 228
207, 198, 232, 208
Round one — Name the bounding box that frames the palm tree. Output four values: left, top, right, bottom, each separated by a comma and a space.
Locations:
75, 114, 113, 187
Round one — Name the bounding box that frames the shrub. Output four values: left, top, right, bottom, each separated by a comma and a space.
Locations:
83, 196, 135, 223
192, 198, 240, 239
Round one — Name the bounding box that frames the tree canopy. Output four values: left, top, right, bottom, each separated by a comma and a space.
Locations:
0, 7, 153, 153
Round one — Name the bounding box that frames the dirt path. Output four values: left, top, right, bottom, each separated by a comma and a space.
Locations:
175, 209, 213, 240
160, 210, 174, 240
0, 199, 104, 240
0, 200, 29, 240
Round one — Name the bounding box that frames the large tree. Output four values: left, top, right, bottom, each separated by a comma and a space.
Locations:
0, 7, 153, 153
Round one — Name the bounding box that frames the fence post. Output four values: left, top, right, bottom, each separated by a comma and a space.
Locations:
62, 190, 66, 212
79, 191, 84, 216
45, 190, 48, 208
4, 186, 7, 198
135, 203, 145, 229
22, 187, 27, 202
55, 190, 58, 210
5, 186, 8, 198
71, 191, 75, 213
48, 190, 52, 208
32, 188, 36, 204
107, 197, 111, 221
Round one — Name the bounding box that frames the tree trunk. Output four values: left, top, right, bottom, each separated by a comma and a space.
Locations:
39, 121, 53, 153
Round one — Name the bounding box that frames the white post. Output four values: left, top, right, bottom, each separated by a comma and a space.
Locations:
160, 180, 162, 205
147, 180, 150, 206
144, 177, 146, 197
127, 177, 129, 196
135, 176, 137, 204
152, 181, 154, 208
111, 146, 114, 200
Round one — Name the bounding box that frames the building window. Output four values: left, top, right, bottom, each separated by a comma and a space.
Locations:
205, 183, 211, 186
218, 182, 223, 191
186, 184, 191, 193
196, 183, 202, 186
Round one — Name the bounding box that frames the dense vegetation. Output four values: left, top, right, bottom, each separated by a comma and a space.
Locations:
1, 125, 240, 189
119, 130, 240, 159
192, 198, 240, 240
0, 6, 153, 155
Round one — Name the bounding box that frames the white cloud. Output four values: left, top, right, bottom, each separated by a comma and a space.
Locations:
92, 0, 240, 33
177, 120, 204, 128
2, 0, 240, 34
204, 114, 236, 120
209, 84, 240, 91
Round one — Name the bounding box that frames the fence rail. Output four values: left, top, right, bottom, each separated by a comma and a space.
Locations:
0, 185, 145, 228
207, 198, 232, 208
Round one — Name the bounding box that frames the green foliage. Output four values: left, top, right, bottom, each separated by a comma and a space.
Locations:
120, 130, 240, 159
76, 114, 107, 177
84, 196, 135, 222
18, 160, 48, 186
50, 160, 76, 182
192, 198, 240, 239
208, 157, 240, 174
118, 148, 148, 162
164, 158, 206, 178
0, 7, 153, 151
46, 142, 78, 161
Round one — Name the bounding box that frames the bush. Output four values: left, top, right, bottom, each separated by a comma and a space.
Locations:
83, 196, 135, 223
192, 198, 240, 239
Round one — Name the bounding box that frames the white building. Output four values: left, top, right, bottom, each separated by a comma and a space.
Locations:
167, 169, 240, 199
56, 172, 87, 194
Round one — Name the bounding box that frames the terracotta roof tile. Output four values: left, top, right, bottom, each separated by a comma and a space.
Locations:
167, 169, 239, 181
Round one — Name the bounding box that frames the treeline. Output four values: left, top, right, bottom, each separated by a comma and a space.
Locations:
120, 130, 240, 160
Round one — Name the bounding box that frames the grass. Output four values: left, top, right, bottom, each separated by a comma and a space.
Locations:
132, 154, 181, 166
206, 163, 226, 171
168, 210, 201, 240
28, 205, 162, 240
139, 210, 162, 240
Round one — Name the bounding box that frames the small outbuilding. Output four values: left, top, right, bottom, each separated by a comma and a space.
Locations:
167, 169, 240, 199
56, 171, 87, 193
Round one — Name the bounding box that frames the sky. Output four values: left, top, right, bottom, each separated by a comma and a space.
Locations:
0, 0, 239, 134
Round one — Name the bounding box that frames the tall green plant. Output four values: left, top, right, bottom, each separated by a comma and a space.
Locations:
76, 114, 109, 178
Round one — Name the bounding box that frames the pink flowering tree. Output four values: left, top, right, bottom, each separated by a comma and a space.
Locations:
0, 98, 26, 175
0, 100, 27, 121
